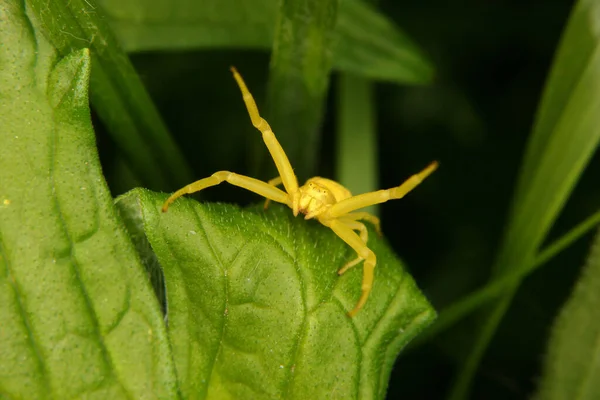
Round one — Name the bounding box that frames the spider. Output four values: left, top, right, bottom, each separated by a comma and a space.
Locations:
162, 67, 438, 317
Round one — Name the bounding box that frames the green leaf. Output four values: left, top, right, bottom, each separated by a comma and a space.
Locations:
263, 0, 339, 177
27, 0, 193, 190
97, 0, 434, 85
449, 0, 600, 398
0, 4, 177, 398
534, 228, 600, 400
116, 189, 436, 399
334, 0, 433, 84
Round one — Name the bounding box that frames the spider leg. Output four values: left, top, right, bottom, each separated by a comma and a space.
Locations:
230, 67, 300, 214
325, 161, 438, 218
267, 176, 283, 186
343, 212, 382, 237
326, 219, 376, 317
263, 176, 283, 210
337, 219, 369, 275
340, 219, 368, 243
162, 171, 289, 212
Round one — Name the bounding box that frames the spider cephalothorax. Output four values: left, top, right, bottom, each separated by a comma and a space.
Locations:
296, 178, 350, 217
162, 67, 438, 317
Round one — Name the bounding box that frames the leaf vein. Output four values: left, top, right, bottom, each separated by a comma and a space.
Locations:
48, 120, 131, 398
190, 204, 234, 395
277, 221, 308, 399
0, 231, 51, 396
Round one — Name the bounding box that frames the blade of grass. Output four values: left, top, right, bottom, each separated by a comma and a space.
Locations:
263, 0, 339, 178
449, 0, 600, 398
97, 0, 433, 86
336, 73, 378, 215
412, 208, 600, 347
28, 0, 193, 190
534, 227, 600, 400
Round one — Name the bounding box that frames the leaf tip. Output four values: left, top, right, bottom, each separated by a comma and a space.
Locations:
48, 48, 92, 110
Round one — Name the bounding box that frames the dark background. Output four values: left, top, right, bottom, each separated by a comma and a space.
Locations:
97, 0, 600, 398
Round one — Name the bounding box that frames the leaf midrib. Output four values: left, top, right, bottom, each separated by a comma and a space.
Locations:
49, 107, 130, 397
261, 217, 308, 399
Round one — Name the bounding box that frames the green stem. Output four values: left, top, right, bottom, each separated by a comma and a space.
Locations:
412, 208, 600, 347
336, 73, 378, 215
263, 0, 340, 179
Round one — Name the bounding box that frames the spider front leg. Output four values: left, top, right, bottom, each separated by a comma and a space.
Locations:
326, 219, 377, 317
162, 171, 290, 212
230, 67, 301, 214
325, 161, 438, 218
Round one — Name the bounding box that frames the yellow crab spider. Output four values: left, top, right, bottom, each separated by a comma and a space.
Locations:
162, 67, 438, 317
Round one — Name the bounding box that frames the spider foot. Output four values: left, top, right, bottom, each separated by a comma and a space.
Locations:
338, 257, 363, 275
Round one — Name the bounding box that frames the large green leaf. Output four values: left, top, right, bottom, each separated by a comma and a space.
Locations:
534, 228, 600, 400
0, 3, 176, 398
449, 0, 600, 398
116, 189, 436, 399
27, 0, 193, 190
97, 0, 434, 86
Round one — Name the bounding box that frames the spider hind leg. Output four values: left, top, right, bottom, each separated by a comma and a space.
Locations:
263, 176, 283, 210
